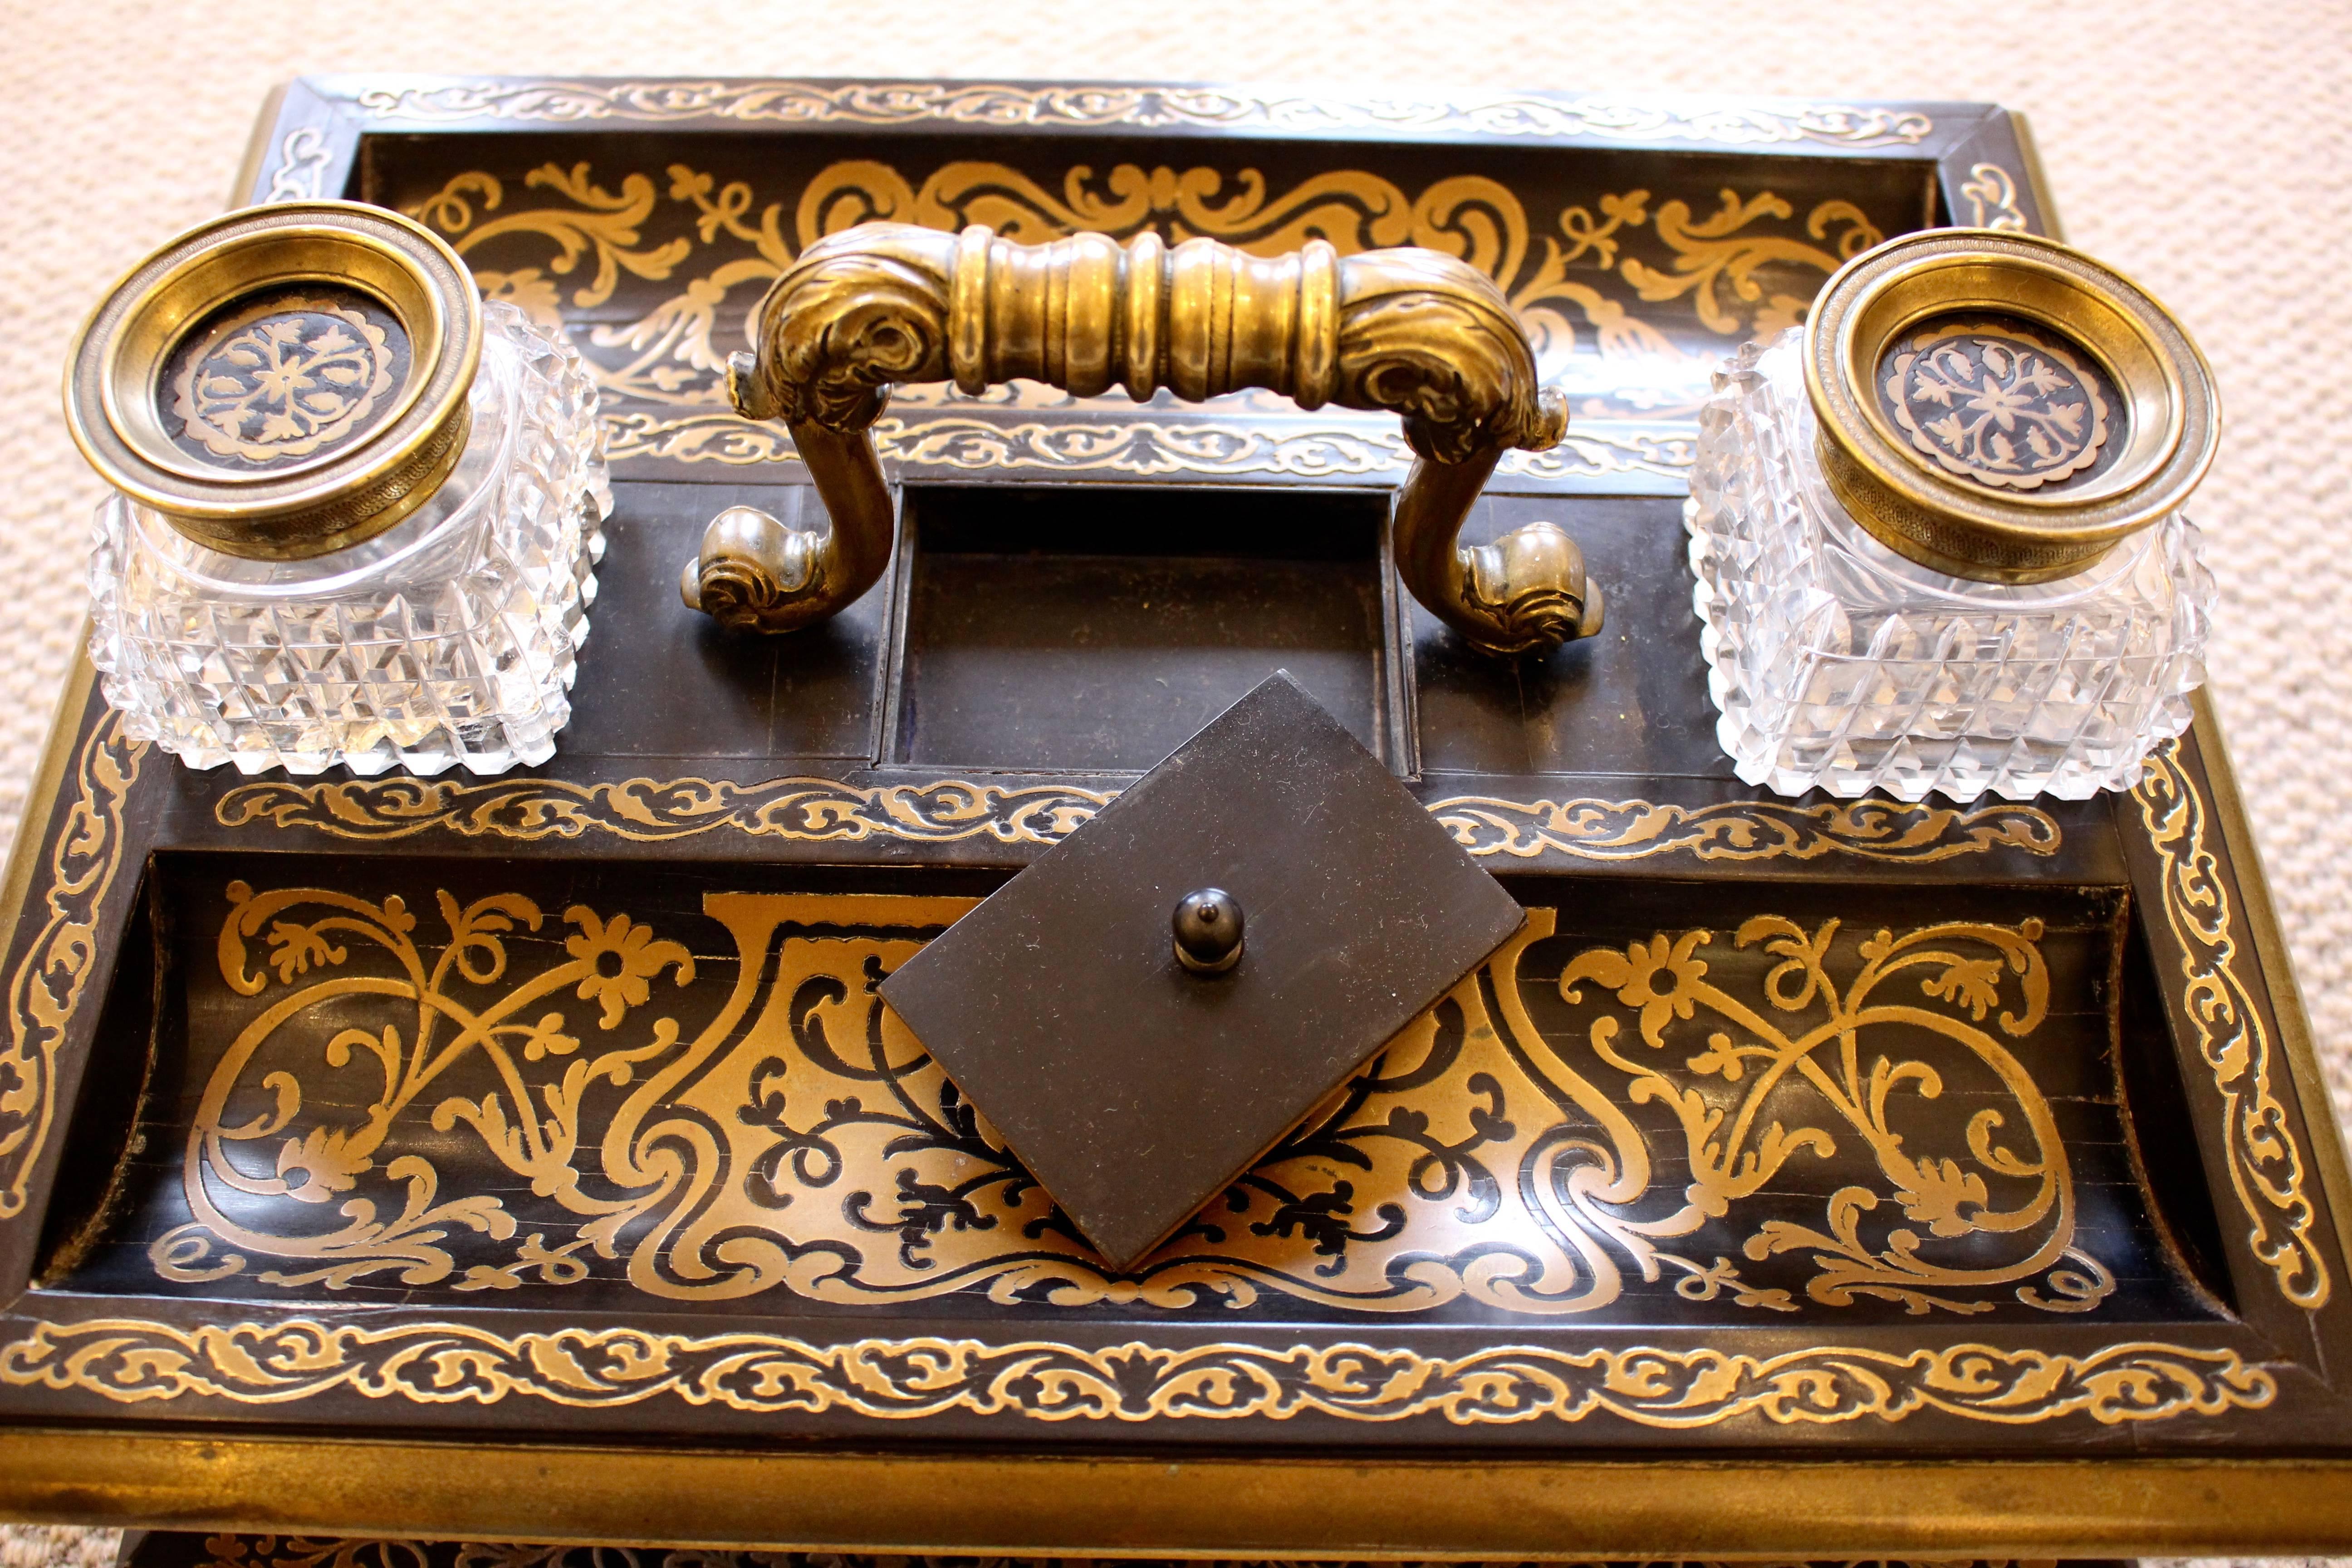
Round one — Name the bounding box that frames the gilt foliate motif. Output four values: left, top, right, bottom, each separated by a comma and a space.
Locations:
0, 1317, 2269, 1426
1882, 322, 2111, 491
388, 154, 1886, 475
171, 295, 400, 464
149, 889, 2107, 1320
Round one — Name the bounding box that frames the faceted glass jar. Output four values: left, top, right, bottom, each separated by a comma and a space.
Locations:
88, 300, 610, 776
1686, 330, 2216, 803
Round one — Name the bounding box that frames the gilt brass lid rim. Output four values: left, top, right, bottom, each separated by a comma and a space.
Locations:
63, 200, 482, 558
95, 247, 448, 491
1803, 227, 2219, 579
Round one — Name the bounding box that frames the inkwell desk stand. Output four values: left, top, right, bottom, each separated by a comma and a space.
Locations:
4, 77, 2352, 1565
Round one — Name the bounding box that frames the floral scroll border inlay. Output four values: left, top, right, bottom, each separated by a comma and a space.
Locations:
262, 126, 334, 204
1957, 162, 2029, 231
142, 895, 2109, 1317
0, 712, 145, 1220
0, 1317, 2270, 1427
598, 411, 1701, 482
2132, 742, 2331, 1309
348, 81, 1936, 150
390, 150, 1893, 480
211, 772, 2062, 865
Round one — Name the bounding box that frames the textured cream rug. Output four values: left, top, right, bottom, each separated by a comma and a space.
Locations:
2, 0, 2348, 1561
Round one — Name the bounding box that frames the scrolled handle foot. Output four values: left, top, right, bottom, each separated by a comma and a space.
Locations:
680, 504, 828, 634
1461, 519, 1605, 655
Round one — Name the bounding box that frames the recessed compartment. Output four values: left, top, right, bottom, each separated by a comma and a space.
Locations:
42, 851, 2224, 1333
885, 485, 1412, 774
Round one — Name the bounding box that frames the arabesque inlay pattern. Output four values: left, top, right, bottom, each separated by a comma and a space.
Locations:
390, 155, 1889, 473
146, 889, 2105, 1318
0, 711, 145, 1219
0, 1318, 2269, 1426
350, 81, 1936, 149
215, 772, 2062, 865
1882, 322, 2110, 491
2132, 742, 2331, 1308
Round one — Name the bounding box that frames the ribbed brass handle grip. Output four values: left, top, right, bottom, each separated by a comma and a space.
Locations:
685, 222, 1601, 656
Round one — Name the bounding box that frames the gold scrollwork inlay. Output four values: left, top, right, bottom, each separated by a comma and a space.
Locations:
400, 154, 1889, 474
1957, 162, 2030, 231
215, 773, 2060, 865
600, 409, 1700, 482
0, 712, 145, 1220
1431, 794, 2060, 863
172, 295, 399, 464
1882, 322, 2110, 492
262, 126, 334, 204
352, 81, 1936, 150
0, 1317, 2268, 1426
215, 774, 1112, 846
2132, 742, 2331, 1308
150, 889, 2102, 1319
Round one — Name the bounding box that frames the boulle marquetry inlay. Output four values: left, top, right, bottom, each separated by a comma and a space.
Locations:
213, 774, 2064, 865
169, 294, 402, 466
349, 80, 1938, 149
141, 889, 2111, 1320
0, 712, 144, 1220
1879, 321, 2112, 492
1957, 161, 2029, 231
0, 1318, 2269, 1426
387, 155, 1891, 475
261, 125, 334, 204
2132, 742, 2332, 1309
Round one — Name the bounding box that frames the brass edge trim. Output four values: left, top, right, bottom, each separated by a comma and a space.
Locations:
2185, 691, 2352, 1294
227, 82, 293, 206
0, 654, 96, 995
2131, 736, 2332, 1309
341, 80, 1939, 149
0, 1318, 2274, 1430
4, 1431, 2350, 1553
211, 774, 2062, 863
2009, 109, 2067, 240
0, 700, 147, 1220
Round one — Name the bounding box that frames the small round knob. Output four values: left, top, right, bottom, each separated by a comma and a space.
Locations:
1172, 888, 1245, 975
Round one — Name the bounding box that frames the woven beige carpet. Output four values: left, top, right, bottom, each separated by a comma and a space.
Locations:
3, 0, 2349, 1561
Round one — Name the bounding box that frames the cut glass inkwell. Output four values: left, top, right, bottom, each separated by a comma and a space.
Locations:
1687, 228, 2220, 801
65, 200, 610, 776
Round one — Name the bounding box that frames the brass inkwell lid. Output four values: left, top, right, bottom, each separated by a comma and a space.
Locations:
1804, 227, 2219, 583
63, 199, 482, 561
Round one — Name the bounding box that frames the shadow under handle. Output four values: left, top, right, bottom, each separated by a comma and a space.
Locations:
686, 222, 1602, 656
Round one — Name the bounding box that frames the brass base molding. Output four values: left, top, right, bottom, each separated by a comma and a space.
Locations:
13, 1435, 2352, 1558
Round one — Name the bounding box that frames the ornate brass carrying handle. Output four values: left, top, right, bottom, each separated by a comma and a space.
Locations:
684, 223, 1602, 656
